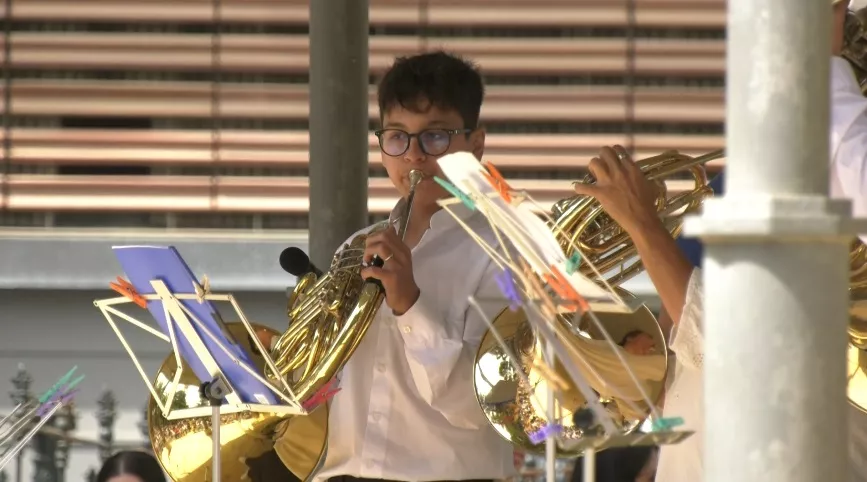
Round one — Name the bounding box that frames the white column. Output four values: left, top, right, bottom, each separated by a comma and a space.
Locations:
683, 0, 858, 481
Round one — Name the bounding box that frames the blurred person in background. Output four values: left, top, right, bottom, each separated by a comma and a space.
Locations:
570, 446, 659, 482
96, 450, 166, 482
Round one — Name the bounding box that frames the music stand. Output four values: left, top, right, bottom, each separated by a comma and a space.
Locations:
435, 152, 695, 482
94, 245, 308, 481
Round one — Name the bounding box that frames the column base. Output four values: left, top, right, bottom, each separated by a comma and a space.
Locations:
684, 196, 865, 242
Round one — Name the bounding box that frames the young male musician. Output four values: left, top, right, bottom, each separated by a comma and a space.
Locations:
309, 50, 516, 482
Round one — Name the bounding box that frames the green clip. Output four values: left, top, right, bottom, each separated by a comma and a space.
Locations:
434, 176, 476, 211
65, 375, 86, 393
39, 366, 78, 404
651, 416, 685, 432
565, 252, 582, 275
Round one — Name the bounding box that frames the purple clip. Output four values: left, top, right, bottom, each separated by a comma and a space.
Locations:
529, 423, 563, 445
36, 388, 79, 418
495, 268, 523, 312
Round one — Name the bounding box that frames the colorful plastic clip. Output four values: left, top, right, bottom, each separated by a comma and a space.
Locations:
651, 416, 685, 432
36, 388, 80, 418
495, 268, 523, 312
37, 373, 85, 416
110, 276, 147, 309
543, 265, 590, 313
302, 378, 341, 412
565, 252, 582, 275
433, 176, 476, 211
36, 375, 85, 417
482, 161, 514, 203
37, 366, 78, 404
528, 423, 563, 445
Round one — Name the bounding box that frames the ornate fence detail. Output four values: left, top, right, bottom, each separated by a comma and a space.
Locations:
4, 364, 563, 482
3, 365, 149, 482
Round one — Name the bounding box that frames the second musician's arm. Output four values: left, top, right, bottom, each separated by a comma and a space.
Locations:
626, 212, 704, 365
395, 257, 503, 430
628, 215, 697, 333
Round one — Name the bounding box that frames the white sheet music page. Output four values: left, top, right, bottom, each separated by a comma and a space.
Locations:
436, 151, 628, 313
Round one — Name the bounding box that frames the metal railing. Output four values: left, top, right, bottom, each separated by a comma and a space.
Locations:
1, 364, 148, 482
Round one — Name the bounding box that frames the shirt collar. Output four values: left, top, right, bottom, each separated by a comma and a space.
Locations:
387, 196, 477, 233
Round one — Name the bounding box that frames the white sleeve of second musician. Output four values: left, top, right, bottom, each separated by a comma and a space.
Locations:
669, 267, 704, 370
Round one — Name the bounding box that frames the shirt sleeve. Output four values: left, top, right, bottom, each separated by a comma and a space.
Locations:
669, 267, 704, 370
394, 259, 502, 429
831, 56, 867, 248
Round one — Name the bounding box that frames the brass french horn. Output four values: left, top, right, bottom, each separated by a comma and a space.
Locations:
473, 149, 724, 455
146, 171, 425, 481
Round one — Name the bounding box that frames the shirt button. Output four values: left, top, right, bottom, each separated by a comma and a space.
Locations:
376, 363, 386, 372
372, 412, 381, 422
402, 325, 412, 334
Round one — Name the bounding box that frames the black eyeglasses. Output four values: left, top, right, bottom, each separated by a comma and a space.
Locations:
374, 128, 472, 157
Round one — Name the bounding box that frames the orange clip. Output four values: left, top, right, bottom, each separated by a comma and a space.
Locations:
482, 161, 514, 203
543, 265, 590, 313
109, 276, 147, 309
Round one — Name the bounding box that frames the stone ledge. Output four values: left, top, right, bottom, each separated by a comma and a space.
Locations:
0, 228, 308, 291
0, 227, 661, 299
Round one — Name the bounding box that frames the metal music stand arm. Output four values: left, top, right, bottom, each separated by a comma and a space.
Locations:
200, 376, 231, 482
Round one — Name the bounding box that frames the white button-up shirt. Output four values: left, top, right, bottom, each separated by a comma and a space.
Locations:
313, 200, 516, 482
654, 268, 704, 482
656, 56, 867, 482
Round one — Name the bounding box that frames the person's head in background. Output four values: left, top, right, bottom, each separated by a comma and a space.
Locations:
376, 50, 487, 218
571, 445, 658, 482
619, 329, 657, 356
96, 450, 166, 482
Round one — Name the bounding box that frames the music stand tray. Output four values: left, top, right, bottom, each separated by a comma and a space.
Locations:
94, 245, 307, 481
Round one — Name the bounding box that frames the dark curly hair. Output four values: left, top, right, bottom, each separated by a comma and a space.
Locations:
96, 450, 166, 482
377, 50, 485, 129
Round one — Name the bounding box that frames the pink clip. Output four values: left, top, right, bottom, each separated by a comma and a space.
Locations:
302, 378, 341, 412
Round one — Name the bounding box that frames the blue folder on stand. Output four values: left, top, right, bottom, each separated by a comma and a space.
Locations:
112, 245, 278, 405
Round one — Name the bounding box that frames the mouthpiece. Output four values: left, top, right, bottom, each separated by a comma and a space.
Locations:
408, 169, 424, 188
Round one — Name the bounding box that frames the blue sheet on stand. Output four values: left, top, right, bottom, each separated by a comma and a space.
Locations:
675, 172, 725, 268
112, 245, 278, 405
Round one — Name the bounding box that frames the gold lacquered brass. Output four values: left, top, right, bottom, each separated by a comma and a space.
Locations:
847, 238, 867, 413
552, 149, 723, 286
474, 290, 666, 455
148, 323, 328, 482
147, 170, 425, 481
